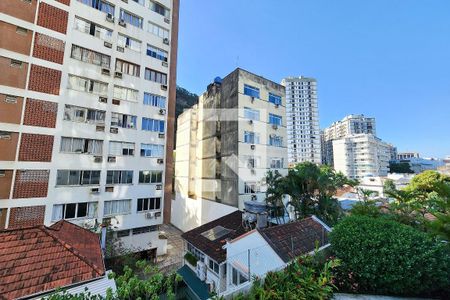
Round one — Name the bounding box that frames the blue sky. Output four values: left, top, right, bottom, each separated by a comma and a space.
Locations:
176, 0, 450, 158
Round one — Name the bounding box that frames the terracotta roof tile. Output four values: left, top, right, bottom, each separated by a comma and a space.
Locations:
0, 221, 105, 300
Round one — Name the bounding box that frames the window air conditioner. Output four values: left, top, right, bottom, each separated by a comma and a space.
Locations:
106, 14, 114, 22
163, 38, 169, 45
250, 144, 255, 150
157, 158, 164, 164
159, 109, 166, 115
118, 19, 126, 27
114, 72, 123, 79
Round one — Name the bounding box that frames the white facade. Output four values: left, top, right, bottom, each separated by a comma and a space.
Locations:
282, 77, 321, 165
0, 0, 177, 256
333, 134, 391, 179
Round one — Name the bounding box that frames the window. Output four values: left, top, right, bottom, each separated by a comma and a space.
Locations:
244, 182, 260, 194
244, 84, 260, 98
68, 75, 108, 96
74, 17, 112, 41
144, 92, 166, 108
139, 171, 163, 184
115, 59, 140, 77
244, 131, 259, 144
117, 34, 141, 52
187, 243, 205, 262
120, 9, 143, 28
71, 45, 110, 68
147, 44, 168, 62
64, 105, 105, 124
269, 114, 282, 126
269, 135, 283, 147
113, 85, 139, 101
208, 259, 219, 274
111, 113, 137, 129
269, 93, 282, 106
131, 0, 144, 5
116, 229, 130, 238
56, 170, 100, 186
52, 202, 97, 221
244, 156, 260, 168
104, 199, 131, 216
132, 226, 157, 235
244, 107, 259, 121
145, 68, 167, 84
149, 1, 170, 18
76, 0, 115, 14
109, 141, 135, 156
148, 22, 169, 39
270, 157, 284, 169
106, 170, 133, 184
141, 144, 164, 157
231, 267, 248, 286
142, 118, 165, 133
60, 137, 103, 155
137, 197, 161, 212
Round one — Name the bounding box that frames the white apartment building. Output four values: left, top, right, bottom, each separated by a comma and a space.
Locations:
0, 0, 179, 259
332, 134, 391, 179
173, 69, 288, 232
282, 77, 321, 165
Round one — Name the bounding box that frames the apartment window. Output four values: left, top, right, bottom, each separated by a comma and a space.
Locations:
60, 137, 103, 155
117, 34, 141, 52
71, 45, 110, 68
132, 226, 157, 235
52, 202, 97, 221
269, 93, 282, 106
244, 156, 260, 168
142, 118, 165, 133
120, 9, 143, 28
68, 75, 108, 96
244, 84, 260, 98
74, 17, 112, 41
109, 141, 135, 156
270, 157, 284, 169
77, 0, 115, 14
269, 114, 282, 126
116, 229, 130, 238
244, 131, 260, 144
208, 259, 219, 274
113, 85, 139, 102
115, 59, 140, 77
149, 1, 170, 18
137, 197, 161, 212
144, 92, 166, 108
104, 199, 131, 216
56, 170, 100, 186
131, 0, 144, 6
140, 143, 164, 157
232, 267, 248, 286
139, 171, 162, 184
187, 243, 205, 262
111, 113, 137, 129
244, 107, 260, 121
147, 44, 168, 61
148, 22, 169, 39
64, 105, 105, 124
145, 68, 167, 84
269, 135, 283, 147
106, 170, 133, 184
244, 182, 260, 194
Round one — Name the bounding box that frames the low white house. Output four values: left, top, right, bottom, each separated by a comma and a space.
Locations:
178, 211, 331, 299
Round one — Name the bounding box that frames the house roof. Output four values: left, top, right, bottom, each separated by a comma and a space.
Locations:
257, 217, 330, 263
0, 221, 105, 300
181, 211, 246, 263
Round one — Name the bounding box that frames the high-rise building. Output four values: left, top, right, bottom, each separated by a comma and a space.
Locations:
282, 76, 321, 165
173, 69, 288, 232
322, 114, 376, 165
0, 0, 179, 258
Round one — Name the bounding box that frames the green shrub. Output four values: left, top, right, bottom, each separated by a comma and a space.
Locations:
184, 252, 198, 266
350, 201, 381, 218
329, 215, 450, 296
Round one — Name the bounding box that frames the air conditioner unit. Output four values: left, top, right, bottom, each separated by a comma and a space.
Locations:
0, 133, 11, 140
248, 119, 253, 125
161, 84, 168, 91
251, 168, 256, 175
106, 13, 114, 22
117, 46, 125, 53
104, 41, 112, 48
156, 184, 162, 190
112, 99, 120, 105
272, 124, 278, 130
110, 127, 118, 134
96, 125, 105, 132
157, 158, 164, 164
114, 72, 123, 79
145, 212, 154, 219
159, 109, 166, 115
5, 95, 17, 104
162, 61, 168, 67
99, 96, 107, 103
158, 133, 165, 139
163, 38, 170, 45
105, 186, 114, 193
164, 18, 170, 24
101, 68, 110, 76
90, 187, 100, 194
94, 156, 103, 163
107, 156, 116, 163
275, 104, 279, 108
251, 194, 257, 201
250, 144, 255, 150
118, 19, 126, 27
155, 212, 161, 218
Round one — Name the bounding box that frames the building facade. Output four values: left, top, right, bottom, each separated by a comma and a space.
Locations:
0, 0, 179, 257
282, 76, 321, 165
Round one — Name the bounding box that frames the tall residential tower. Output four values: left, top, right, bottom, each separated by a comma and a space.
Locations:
0, 0, 179, 258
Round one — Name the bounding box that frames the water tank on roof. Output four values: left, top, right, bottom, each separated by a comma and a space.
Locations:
214, 76, 223, 84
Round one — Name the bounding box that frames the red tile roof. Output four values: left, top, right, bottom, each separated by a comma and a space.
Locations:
0, 221, 105, 300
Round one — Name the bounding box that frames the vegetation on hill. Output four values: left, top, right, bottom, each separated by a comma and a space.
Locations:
174, 86, 198, 147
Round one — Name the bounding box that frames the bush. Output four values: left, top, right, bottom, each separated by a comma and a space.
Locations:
329, 215, 450, 296
184, 252, 198, 267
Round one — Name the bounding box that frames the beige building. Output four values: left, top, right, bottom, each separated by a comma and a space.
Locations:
173, 69, 288, 232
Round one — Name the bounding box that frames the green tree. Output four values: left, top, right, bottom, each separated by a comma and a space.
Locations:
388, 162, 414, 174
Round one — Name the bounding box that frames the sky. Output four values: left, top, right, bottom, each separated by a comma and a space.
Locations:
176, 0, 450, 158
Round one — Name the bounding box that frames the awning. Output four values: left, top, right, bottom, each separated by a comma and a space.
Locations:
177, 265, 210, 300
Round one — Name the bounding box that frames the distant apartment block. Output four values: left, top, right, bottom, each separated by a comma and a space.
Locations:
173, 69, 288, 232
0, 0, 179, 258
282, 77, 321, 165
397, 152, 420, 160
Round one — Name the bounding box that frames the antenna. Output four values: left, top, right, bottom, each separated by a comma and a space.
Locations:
236, 56, 239, 68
